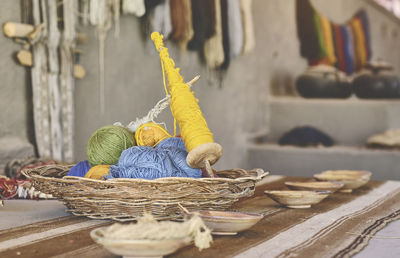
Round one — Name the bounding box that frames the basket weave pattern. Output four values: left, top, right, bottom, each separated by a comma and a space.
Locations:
24, 165, 268, 221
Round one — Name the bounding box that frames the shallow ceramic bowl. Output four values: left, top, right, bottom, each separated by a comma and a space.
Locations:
285, 181, 344, 193
314, 170, 372, 193
264, 190, 330, 209
195, 210, 264, 235
90, 227, 192, 258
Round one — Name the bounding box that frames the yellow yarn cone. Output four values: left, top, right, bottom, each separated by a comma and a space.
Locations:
151, 32, 222, 173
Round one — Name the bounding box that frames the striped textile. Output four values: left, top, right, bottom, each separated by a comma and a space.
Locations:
0, 176, 399, 258
296, 0, 372, 75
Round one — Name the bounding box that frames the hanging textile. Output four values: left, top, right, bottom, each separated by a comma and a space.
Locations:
150, 0, 172, 39
169, 0, 194, 50
227, 0, 243, 58
296, 0, 372, 75
122, 0, 146, 17
188, 0, 216, 51
220, 0, 230, 69
30, 0, 77, 162
60, 0, 77, 162
204, 0, 225, 69
31, 0, 51, 159
239, 0, 255, 54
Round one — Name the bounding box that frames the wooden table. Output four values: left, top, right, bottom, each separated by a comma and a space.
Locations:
1, 175, 399, 258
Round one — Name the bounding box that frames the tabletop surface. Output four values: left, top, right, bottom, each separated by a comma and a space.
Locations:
1, 175, 399, 258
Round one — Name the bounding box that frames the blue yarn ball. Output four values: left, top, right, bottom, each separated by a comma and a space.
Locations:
67, 160, 91, 177
106, 137, 201, 180
155, 137, 186, 151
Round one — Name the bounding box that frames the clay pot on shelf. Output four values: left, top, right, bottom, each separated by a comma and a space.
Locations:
295, 65, 352, 98
353, 62, 400, 99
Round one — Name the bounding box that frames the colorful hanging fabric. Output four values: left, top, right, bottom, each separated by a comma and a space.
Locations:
296, 0, 372, 75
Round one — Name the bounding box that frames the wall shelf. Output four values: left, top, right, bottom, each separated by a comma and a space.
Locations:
248, 143, 400, 180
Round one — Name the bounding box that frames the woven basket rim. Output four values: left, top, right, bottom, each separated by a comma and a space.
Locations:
21, 165, 269, 221
22, 165, 269, 184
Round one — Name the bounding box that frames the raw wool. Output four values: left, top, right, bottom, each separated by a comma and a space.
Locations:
169, 0, 194, 50
204, 0, 225, 69
220, 0, 230, 69
227, 0, 243, 58
239, 0, 255, 54
114, 95, 171, 132
103, 213, 213, 251
179, 0, 194, 50
151, 0, 172, 38
80, 0, 90, 25
122, 0, 146, 17
188, 0, 216, 51
170, 0, 187, 41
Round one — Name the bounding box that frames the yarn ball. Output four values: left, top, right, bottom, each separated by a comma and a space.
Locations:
84, 165, 110, 180
279, 126, 334, 147
86, 125, 136, 167
67, 160, 91, 177
107, 137, 202, 180
135, 122, 172, 147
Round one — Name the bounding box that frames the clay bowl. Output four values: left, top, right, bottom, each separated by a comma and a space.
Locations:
314, 170, 372, 193
194, 210, 264, 235
90, 227, 191, 257
264, 190, 331, 209
285, 181, 344, 193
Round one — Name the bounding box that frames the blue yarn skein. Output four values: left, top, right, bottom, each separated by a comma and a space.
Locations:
67, 160, 91, 177
107, 137, 201, 180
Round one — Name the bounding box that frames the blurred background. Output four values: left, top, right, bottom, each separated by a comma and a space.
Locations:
1, 0, 400, 181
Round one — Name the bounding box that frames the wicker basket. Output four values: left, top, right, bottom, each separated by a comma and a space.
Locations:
23, 165, 268, 221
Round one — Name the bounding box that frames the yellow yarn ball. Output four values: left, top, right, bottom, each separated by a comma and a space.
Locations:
84, 165, 110, 180
135, 122, 172, 147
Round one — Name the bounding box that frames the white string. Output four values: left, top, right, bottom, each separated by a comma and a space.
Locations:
114, 95, 171, 132
114, 76, 199, 132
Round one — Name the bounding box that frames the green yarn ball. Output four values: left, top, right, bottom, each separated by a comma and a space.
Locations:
86, 125, 136, 167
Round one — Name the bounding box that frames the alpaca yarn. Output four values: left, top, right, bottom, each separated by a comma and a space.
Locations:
86, 125, 136, 167
107, 137, 201, 180
84, 165, 110, 180
67, 160, 91, 177
135, 122, 172, 147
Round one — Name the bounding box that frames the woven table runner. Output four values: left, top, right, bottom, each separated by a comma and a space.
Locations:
0, 175, 399, 258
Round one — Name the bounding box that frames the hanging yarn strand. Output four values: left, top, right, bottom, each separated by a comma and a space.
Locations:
114, 75, 200, 133
151, 32, 222, 177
